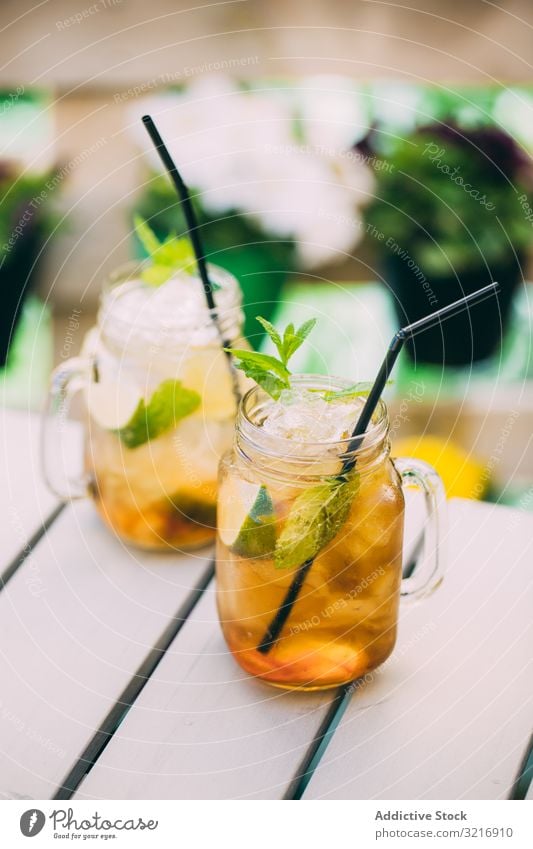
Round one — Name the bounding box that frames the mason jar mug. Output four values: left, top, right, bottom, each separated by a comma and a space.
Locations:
42, 263, 245, 550
216, 376, 446, 690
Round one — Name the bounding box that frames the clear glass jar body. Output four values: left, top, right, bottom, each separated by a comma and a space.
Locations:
44, 263, 246, 551
216, 376, 445, 691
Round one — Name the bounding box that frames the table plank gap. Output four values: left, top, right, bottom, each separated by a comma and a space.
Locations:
74, 587, 336, 800
54, 560, 215, 800
286, 489, 428, 800
303, 500, 533, 800
0, 503, 65, 593
284, 685, 351, 800
0, 498, 215, 799
510, 734, 533, 800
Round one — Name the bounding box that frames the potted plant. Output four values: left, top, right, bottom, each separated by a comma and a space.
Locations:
129, 77, 373, 344
362, 123, 533, 365
0, 163, 56, 367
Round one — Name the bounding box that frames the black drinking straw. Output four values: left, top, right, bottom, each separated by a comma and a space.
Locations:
257, 281, 500, 655
141, 115, 240, 399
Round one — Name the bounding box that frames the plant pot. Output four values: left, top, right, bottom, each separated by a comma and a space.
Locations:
0, 226, 44, 367
201, 244, 291, 345
383, 252, 523, 366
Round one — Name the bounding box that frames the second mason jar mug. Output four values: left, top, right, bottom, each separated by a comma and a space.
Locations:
42, 262, 246, 551
216, 375, 446, 690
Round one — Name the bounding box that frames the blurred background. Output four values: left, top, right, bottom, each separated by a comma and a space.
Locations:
1, 0, 533, 505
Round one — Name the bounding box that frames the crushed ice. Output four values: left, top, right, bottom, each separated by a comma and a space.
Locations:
261, 387, 362, 444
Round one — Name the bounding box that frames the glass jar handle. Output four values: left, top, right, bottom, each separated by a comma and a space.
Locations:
41, 356, 90, 500
394, 456, 447, 599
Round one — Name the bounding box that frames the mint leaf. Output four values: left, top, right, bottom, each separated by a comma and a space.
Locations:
154, 234, 196, 270
256, 316, 284, 360
226, 316, 317, 399
134, 214, 161, 255
134, 217, 200, 287
281, 318, 317, 364
225, 348, 291, 399
141, 265, 177, 287
274, 475, 359, 570
323, 383, 373, 402
323, 380, 392, 402
117, 379, 200, 448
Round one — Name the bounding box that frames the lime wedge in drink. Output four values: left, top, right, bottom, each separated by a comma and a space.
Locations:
181, 349, 237, 421
218, 478, 276, 558
86, 381, 140, 431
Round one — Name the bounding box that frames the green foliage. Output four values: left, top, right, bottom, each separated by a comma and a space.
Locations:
226, 316, 317, 399
117, 379, 200, 448
256, 316, 317, 366
322, 380, 392, 402
134, 216, 199, 285
364, 128, 533, 275
225, 348, 291, 399
0, 170, 58, 259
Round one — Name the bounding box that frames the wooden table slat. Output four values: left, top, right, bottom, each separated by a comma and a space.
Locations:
303, 499, 533, 800
1, 410, 63, 573
75, 587, 335, 800
0, 499, 213, 799
2, 410, 531, 801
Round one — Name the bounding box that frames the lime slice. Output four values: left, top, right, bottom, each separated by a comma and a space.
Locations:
218, 479, 276, 558
181, 349, 237, 421
86, 382, 140, 431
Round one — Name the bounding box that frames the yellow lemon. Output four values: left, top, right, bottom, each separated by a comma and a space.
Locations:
393, 435, 488, 499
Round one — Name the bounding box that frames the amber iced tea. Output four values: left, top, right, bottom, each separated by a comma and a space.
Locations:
216, 378, 409, 690
44, 246, 246, 550
83, 265, 244, 551
217, 459, 404, 689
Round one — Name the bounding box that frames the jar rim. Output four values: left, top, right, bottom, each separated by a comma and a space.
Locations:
97, 260, 243, 352
237, 374, 389, 464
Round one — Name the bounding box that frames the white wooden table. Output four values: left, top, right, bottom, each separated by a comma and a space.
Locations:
1, 409, 532, 801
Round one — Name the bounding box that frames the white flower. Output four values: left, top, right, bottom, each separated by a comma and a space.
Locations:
293, 75, 370, 150
130, 76, 373, 268
370, 82, 424, 133
494, 89, 533, 151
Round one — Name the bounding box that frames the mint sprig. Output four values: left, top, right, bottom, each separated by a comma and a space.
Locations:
322, 380, 393, 402
117, 378, 200, 448
256, 316, 317, 367
226, 316, 317, 399
274, 474, 359, 570
134, 216, 202, 287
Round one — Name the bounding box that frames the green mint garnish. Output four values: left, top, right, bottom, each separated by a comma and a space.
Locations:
224, 349, 291, 399
322, 380, 393, 402
226, 316, 317, 399
256, 316, 317, 367
134, 216, 210, 287
274, 475, 359, 570
117, 378, 200, 448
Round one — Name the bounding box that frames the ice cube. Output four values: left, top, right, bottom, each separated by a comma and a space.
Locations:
262, 388, 361, 446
